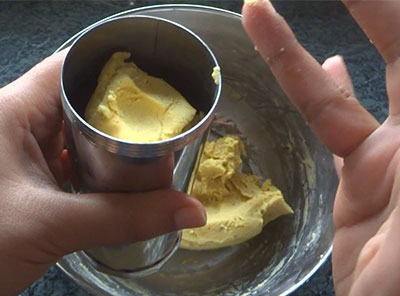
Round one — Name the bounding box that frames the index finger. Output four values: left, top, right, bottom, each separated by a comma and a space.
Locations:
242, 0, 379, 157
0, 49, 69, 153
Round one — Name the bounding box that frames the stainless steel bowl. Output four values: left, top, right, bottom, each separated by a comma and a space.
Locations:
57, 5, 337, 296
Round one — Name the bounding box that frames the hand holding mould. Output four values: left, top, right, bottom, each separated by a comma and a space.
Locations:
0, 50, 205, 295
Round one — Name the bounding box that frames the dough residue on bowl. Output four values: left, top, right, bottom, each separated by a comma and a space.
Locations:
181, 135, 293, 250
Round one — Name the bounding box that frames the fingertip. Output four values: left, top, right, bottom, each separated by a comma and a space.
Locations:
243, 0, 263, 5
174, 202, 207, 229
243, 0, 275, 10
242, 0, 294, 68
322, 55, 354, 95
242, 0, 276, 27
174, 193, 206, 228
322, 55, 345, 70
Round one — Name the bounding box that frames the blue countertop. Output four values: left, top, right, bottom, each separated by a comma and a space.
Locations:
0, 1, 386, 295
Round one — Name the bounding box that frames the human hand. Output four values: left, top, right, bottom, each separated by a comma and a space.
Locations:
0, 51, 206, 295
242, 0, 400, 295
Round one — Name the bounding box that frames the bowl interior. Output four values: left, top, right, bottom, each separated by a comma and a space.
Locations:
58, 5, 337, 296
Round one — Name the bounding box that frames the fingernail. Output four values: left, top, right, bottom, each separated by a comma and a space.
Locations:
329, 55, 344, 62
174, 206, 207, 229
322, 55, 344, 68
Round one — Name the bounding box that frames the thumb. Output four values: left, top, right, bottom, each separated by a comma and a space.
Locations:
48, 189, 206, 254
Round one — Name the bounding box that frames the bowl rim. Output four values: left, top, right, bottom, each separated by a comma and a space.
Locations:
55, 4, 333, 296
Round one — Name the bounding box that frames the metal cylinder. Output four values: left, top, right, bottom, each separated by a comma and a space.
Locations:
60, 15, 221, 278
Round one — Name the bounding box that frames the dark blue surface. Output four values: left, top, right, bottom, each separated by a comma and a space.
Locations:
0, 1, 386, 295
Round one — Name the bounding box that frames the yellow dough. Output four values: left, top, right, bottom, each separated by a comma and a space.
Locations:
181, 135, 293, 250
85, 52, 196, 142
